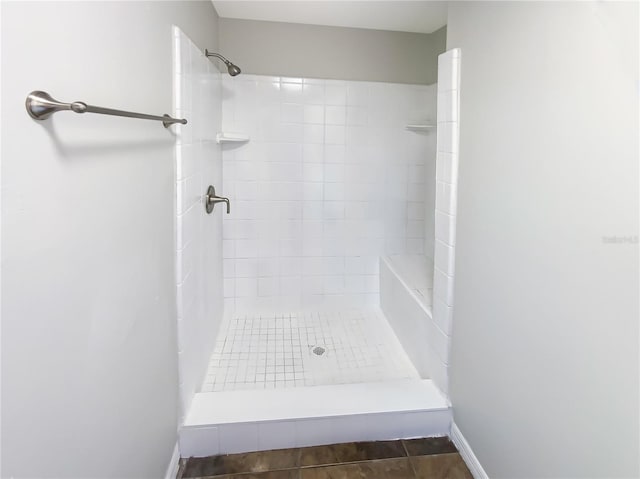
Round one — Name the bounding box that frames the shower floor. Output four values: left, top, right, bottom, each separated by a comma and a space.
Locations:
201, 309, 419, 392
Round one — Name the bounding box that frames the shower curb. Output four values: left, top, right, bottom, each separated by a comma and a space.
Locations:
179, 379, 450, 458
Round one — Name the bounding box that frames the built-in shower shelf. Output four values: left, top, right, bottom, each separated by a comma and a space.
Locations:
405, 124, 435, 131
216, 132, 250, 144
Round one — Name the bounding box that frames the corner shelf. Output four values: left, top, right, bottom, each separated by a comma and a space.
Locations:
405, 124, 436, 131
216, 132, 250, 144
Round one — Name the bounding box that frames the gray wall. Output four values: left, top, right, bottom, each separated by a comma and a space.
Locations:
1, 1, 218, 477
447, 2, 638, 477
219, 18, 445, 84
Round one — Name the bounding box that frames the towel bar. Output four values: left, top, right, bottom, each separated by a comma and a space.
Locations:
25, 90, 187, 128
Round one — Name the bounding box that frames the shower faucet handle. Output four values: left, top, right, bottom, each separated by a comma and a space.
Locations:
205, 185, 230, 214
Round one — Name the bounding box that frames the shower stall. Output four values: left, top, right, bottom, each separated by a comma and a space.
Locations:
172, 26, 461, 457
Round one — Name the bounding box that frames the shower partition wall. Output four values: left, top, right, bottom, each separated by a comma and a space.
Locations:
220, 75, 437, 312
431, 49, 462, 394
172, 27, 224, 420
380, 49, 462, 396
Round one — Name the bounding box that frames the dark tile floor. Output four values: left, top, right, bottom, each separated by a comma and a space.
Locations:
178, 437, 473, 478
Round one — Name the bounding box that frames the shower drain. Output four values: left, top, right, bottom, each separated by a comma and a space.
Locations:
311, 346, 326, 356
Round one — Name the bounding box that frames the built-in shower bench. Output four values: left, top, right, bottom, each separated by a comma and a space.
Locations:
380, 255, 449, 390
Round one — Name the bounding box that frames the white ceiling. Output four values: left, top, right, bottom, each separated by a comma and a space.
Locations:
212, 1, 448, 34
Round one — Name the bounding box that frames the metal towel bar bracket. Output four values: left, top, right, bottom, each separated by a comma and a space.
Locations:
25, 91, 187, 128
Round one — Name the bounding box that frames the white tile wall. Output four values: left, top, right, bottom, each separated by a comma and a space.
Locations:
221, 76, 436, 311
431, 48, 462, 396
173, 27, 225, 421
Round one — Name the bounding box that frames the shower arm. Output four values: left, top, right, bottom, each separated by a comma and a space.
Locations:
204, 50, 241, 76
205, 50, 232, 66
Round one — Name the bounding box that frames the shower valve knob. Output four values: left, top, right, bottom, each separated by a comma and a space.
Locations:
205, 185, 230, 214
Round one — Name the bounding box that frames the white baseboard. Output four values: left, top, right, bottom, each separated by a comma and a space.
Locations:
165, 442, 180, 479
451, 422, 489, 479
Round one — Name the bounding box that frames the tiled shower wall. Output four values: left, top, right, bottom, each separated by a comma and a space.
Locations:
221, 75, 436, 311
431, 48, 462, 395
173, 27, 224, 419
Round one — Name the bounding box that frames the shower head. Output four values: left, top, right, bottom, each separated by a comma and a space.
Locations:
227, 63, 241, 77
205, 50, 242, 76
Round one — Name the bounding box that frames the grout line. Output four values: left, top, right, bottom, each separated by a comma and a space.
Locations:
402, 440, 420, 478
297, 456, 408, 470
400, 440, 410, 458
191, 454, 463, 478
203, 309, 418, 391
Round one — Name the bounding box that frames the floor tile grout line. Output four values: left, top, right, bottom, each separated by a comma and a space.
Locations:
186, 455, 427, 478
185, 456, 419, 478
183, 452, 469, 478
298, 456, 411, 470
182, 440, 463, 478
400, 440, 411, 458
402, 440, 420, 478
203, 309, 418, 391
